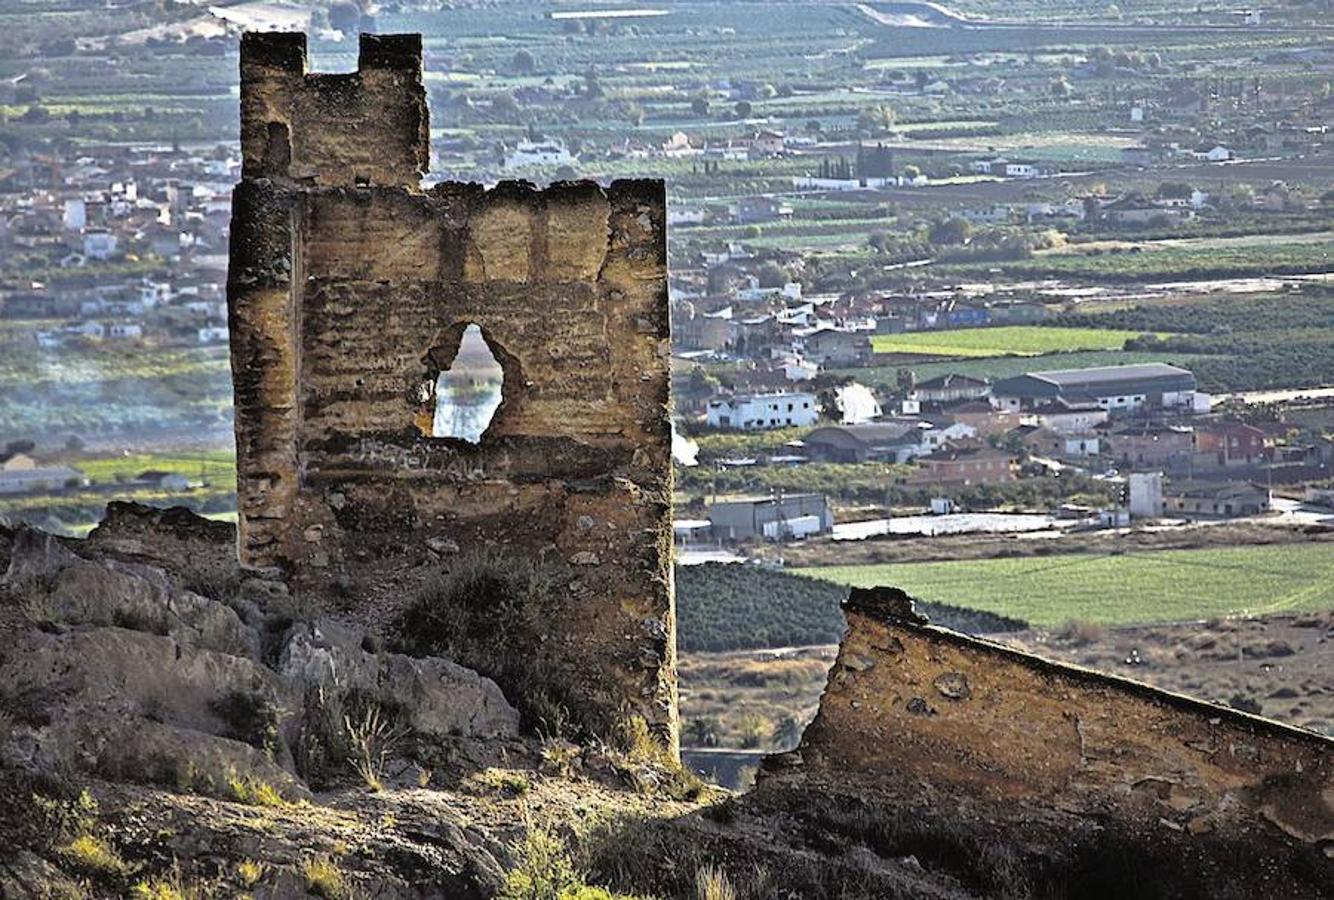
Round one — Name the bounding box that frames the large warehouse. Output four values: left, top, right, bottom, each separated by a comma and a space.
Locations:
991, 363, 1203, 415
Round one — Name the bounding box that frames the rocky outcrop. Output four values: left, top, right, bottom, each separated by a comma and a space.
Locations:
279, 618, 520, 740
7, 528, 259, 658
758, 585, 1334, 898
0, 520, 519, 802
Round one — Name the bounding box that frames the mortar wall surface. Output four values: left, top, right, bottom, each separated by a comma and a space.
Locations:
764, 587, 1333, 894
228, 32, 675, 745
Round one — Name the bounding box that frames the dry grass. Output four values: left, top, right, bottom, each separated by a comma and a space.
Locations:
694, 865, 738, 900
343, 703, 406, 792
472, 767, 532, 796
679, 649, 832, 751
226, 775, 286, 808
130, 863, 211, 899
236, 859, 264, 888
1055, 618, 1108, 646
302, 855, 346, 900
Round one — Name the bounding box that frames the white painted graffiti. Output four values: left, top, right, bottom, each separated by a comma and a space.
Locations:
352, 437, 491, 479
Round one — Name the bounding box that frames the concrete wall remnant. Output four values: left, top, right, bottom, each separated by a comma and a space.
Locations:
227, 32, 674, 746
762, 586, 1332, 894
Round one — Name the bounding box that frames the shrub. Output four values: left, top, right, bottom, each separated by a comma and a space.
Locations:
61, 834, 129, 876
474, 768, 532, 796
395, 553, 607, 738
694, 865, 737, 900
499, 825, 650, 900
31, 787, 98, 842
738, 714, 770, 749
500, 827, 581, 900
1228, 693, 1263, 715
236, 860, 264, 888
1056, 619, 1106, 646
612, 716, 708, 802
209, 690, 282, 758
130, 864, 209, 900
540, 738, 582, 778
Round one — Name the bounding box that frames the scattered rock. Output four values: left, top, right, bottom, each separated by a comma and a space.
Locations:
3, 528, 258, 660
843, 654, 877, 673
425, 536, 460, 556
906, 697, 935, 716
0, 528, 519, 800
932, 672, 971, 701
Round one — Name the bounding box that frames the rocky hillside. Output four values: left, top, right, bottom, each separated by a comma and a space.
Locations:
1, 504, 1328, 899
0, 505, 995, 898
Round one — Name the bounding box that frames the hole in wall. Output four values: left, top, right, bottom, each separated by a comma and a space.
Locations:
432, 323, 504, 444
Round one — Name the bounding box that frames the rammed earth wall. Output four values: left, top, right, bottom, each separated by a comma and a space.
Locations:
227, 33, 675, 746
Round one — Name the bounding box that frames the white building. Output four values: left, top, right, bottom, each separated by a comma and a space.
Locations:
961, 204, 1011, 225
707, 392, 819, 430
1128, 472, 1164, 519
1004, 162, 1039, 179
503, 138, 574, 169
780, 357, 819, 381
668, 207, 706, 226
107, 322, 143, 339
63, 198, 86, 231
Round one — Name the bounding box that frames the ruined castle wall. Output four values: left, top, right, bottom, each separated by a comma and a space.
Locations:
777, 588, 1332, 855
228, 33, 675, 746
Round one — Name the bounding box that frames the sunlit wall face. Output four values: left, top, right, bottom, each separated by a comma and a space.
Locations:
432, 323, 504, 444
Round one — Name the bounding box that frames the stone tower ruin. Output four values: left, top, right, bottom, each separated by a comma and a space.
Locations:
227, 33, 675, 745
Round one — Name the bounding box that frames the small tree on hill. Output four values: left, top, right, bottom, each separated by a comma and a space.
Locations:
857, 104, 896, 135
928, 217, 972, 246
511, 49, 535, 75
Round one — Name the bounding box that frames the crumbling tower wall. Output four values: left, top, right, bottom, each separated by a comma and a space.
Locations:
227, 33, 675, 745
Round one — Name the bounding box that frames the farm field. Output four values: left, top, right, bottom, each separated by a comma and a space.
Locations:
72, 450, 236, 489
0, 335, 232, 437
937, 239, 1334, 283
0, 448, 238, 534
870, 325, 1150, 358
799, 543, 1334, 628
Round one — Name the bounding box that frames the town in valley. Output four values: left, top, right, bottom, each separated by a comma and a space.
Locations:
2, 0, 1332, 782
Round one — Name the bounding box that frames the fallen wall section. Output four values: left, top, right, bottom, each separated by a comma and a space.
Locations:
769, 587, 1331, 867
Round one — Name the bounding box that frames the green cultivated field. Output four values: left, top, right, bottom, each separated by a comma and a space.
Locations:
871, 326, 1150, 358
800, 544, 1334, 627
939, 240, 1334, 283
